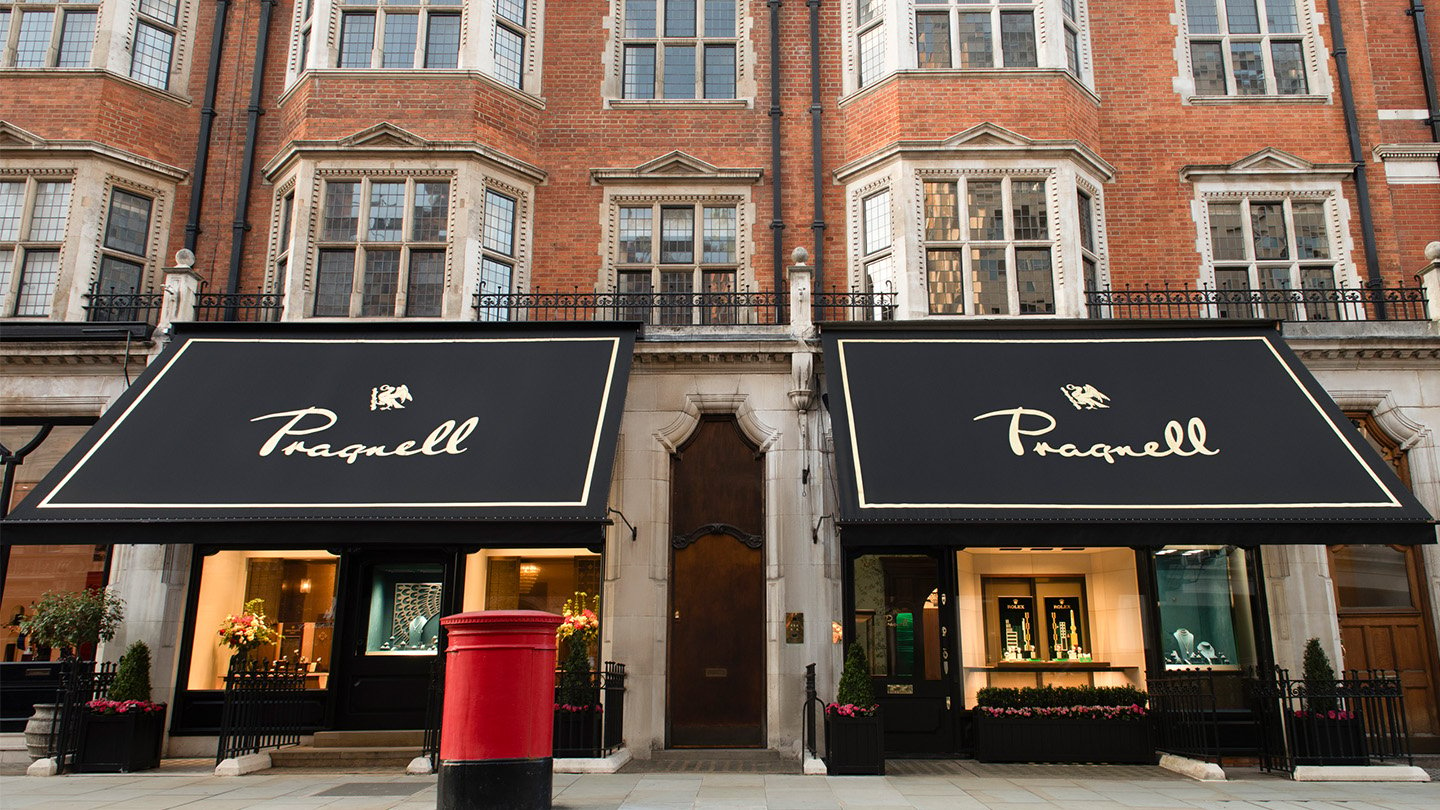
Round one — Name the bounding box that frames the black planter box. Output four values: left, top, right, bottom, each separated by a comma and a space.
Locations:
973, 710, 1155, 764
553, 707, 602, 758
824, 712, 884, 775
1290, 714, 1367, 766
74, 708, 165, 773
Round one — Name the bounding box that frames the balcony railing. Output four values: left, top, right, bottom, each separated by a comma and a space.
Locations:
194, 286, 284, 323
82, 284, 164, 324
472, 287, 896, 325
1086, 283, 1429, 322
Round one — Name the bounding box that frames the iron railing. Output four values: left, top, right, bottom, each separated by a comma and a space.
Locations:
421, 655, 444, 768
553, 662, 627, 758
1148, 671, 1222, 764
194, 285, 284, 322
473, 287, 896, 325
1247, 667, 1412, 774
44, 659, 116, 774
82, 285, 164, 324
215, 659, 307, 765
802, 663, 826, 759
1086, 283, 1430, 322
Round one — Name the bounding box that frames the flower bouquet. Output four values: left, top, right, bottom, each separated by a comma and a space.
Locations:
217, 598, 279, 661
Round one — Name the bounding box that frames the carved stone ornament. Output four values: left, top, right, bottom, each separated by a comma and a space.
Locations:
672, 523, 763, 550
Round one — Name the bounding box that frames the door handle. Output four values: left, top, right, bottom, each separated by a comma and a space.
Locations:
673, 610, 680, 620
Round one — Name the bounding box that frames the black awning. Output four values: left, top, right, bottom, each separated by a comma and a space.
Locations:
821, 322, 1434, 546
4, 322, 637, 544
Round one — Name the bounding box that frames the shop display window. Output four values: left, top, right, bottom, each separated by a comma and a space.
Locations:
1330, 545, 1414, 610
187, 550, 338, 690
982, 577, 1092, 664
851, 554, 943, 680
470, 549, 602, 661
364, 563, 442, 655
1153, 545, 1257, 671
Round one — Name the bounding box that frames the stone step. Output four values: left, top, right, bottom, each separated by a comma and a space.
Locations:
650, 748, 786, 762
311, 730, 425, 748
269, 745, 421, 769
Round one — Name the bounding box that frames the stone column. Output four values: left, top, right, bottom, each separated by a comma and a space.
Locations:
103, 544, 192, 716
159, 261, 203, 333
1261, 545, 1344, 672
1416, 241, 1440, 322
788, 249, 814, 339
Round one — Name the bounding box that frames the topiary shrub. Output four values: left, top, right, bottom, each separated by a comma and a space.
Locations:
1301, 637, 1338, 714
108, 641, 153, 703
832, 643, 876, 714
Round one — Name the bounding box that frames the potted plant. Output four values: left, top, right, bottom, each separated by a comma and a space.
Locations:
973, 685, 1153, 764
17, 588, 124, 762
74, 641, 166, 772
553, 593, 601, 756
1290, 638, 1365, 765
824, 644, 883, 775
216, 598, 279, 669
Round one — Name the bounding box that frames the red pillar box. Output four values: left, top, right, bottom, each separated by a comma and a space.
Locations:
438, 610, 562, 810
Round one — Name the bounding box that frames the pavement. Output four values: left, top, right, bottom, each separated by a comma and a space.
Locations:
1, 760, 1439, 810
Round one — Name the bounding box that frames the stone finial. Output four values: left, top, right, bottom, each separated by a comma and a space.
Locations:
791, 246, 809, 266
1425, 241, 1440, 264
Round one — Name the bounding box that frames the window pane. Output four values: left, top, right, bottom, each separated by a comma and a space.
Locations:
0, 183, 23, 241
16, 250, 60, 316
58, 12, 96, 68
957, 13, 993, 68
702, 206, 736, 263
858, 0, 882, 27
617, 270, 653, 322
382, 13, 418, 68
405, 250, 445, 316
1292, 201, 1328, 259
315, 250, 355, 316
659, 270, 693, 326
1016, 248, 1054, 314
1271, 40, 1307, 94
1249, 202, 1288, 260
104, 190, 153, 256
0, 250, 13, 304
971, 248, 1008, 315
1257, 265, 1290, 290
16, 12, 54, 69
967, 180, 1003, 241
1077, 191, 1095, 253
1266, 0, 1300, 33
624, 45, 656, 98
1332, 546, 1414, 610
130, 22, 175, 89
29, 182, 71, 241
340, 13, 377, 68
1011, 180, 1048, 240
496, 0, 526, 27
494, 23, 524, 88
664, 45, 696, 98
666, 0, 696, 37
139, 0, 179, 25
360, 249, 400, 316
1083, 257, 1098, 293
323, 182, 360, 240
625, 0, 657, 37
660, 207, 694, 264
701, 269, 736, 325
916, 13, 952, 69
412, 182, 449, 242
926, 249, 964, 314
862, 192, 891, 255
1191, 41, 1227, 94
477, 257, 513, 320
703, 45, 735, 98
924, 181, 960, 241
1225, 0, 1260, 34
1065, 27, 1079, 76
999, 12, 1037, 68
483, 190, 516, 256
619, 207, 653, 263
1230, 41, 1266, 94
1062, 0, 1076, 20
96, 255, 143, 295
367, 182, 405, 241
1187, 0, 1220, 34
858, 26, 885, 85
425, 14, 461, 68
706, 0, 736, 37
1209, 202, 1245, 260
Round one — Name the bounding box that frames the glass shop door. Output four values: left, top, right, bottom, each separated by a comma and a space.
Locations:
333, 550, 456, 730
848, 551, 958, 755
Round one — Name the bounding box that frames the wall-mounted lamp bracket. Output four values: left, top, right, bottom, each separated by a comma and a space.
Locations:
608, 508, 638, 543
812, 514, 833, 544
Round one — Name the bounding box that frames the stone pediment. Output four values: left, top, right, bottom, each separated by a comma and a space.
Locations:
336, 123, 428, 149
0, 121, 48, 148
1181, 148, 1355, 181
938, 123, 1034, 149
591, 151, 763, 185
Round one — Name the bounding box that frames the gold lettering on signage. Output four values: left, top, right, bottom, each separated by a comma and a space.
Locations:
250, 407, 478, 465
972, 407, 1218, 464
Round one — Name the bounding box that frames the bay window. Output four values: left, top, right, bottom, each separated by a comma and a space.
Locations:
923, 176, 1054, 315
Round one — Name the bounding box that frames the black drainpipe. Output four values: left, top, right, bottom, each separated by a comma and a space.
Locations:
769, 0, 785, 321
184, 0, 230, 253
1408, 2, 1440, 145
807, 0, 825, 307
1325, 0, 1385, 313
226, 0, 278, 317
